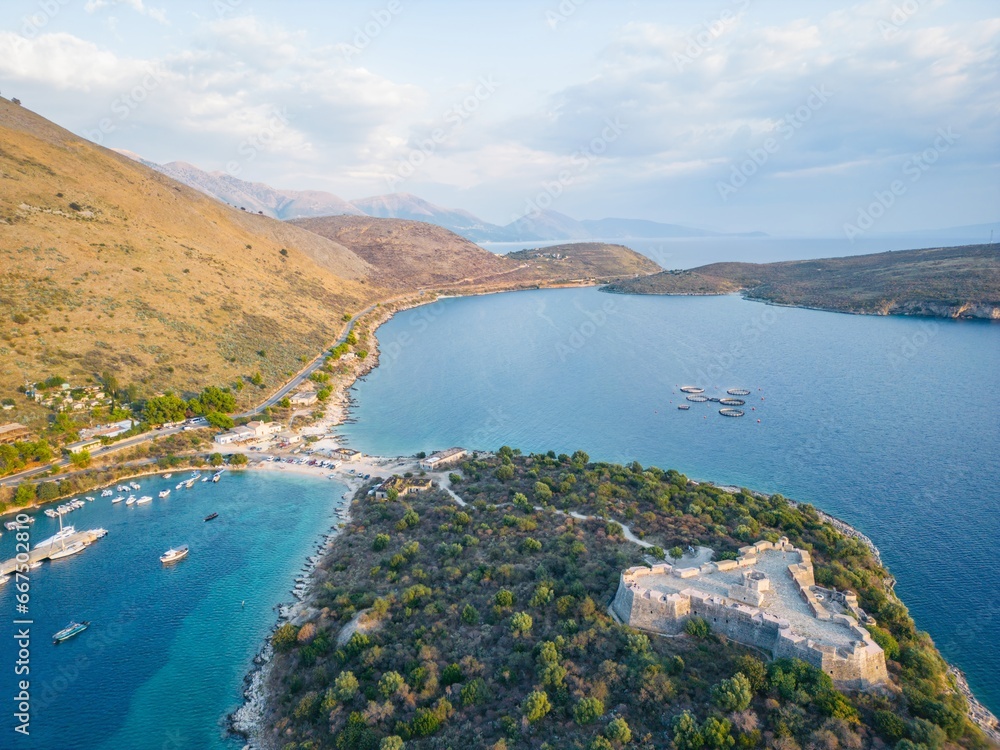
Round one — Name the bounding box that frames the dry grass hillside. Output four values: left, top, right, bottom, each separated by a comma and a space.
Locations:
290, 215, 514, 288
0, 97, 373, 405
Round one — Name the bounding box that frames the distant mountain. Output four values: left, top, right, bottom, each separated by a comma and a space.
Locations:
349, 193, 514, 242
114, 152, 756, 242
877, 221, 1000, 243
113, 153, 364, 220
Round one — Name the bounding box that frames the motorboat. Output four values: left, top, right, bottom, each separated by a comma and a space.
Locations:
160, 545, 189, 564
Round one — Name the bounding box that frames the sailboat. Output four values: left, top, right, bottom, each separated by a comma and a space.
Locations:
46, 513, 88, 561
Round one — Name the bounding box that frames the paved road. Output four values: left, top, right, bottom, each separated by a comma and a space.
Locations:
1, 306, 380, 488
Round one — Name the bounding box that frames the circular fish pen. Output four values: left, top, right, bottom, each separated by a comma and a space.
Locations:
719, 408, 745, 418
686, 395, 709, 403
727, 388, 751, 396
720, 398, 746, 406
680, 386, 705, 394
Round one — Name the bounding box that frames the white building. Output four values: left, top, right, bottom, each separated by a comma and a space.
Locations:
246, 421, 282, 439
419, 447, 468, 471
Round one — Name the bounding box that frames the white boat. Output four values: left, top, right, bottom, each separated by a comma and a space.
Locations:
101, 489, 113, 497
159, 490, 171, 498
112, 496, 124, 504
45, 509, 58, 518
93, 528, 108, 538
85, 496, 95, 502
130, 482, 140, 490
163, 473, 173, 479
160, 545, 189, 564
185, 479, 196, 489
136, 496, 153, 505
116, 485, 128, 492
29, 561, 42, 570
126, 497, 136, 506
49, 541, 87, 560
175, 482, 185, 490
0, 575, 9, 585
36, 526, 76, 548
201, 477, 209, 482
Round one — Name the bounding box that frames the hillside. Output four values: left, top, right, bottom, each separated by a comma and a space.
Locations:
262, 452, 992, 749
0, 97, 372, 406
349, 193, 514, 242
605, 244, 1000, 319
290, 215, 514, 288
506, 242, 662, 282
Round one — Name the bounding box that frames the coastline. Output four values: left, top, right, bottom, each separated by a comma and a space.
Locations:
228, 288, 999, 745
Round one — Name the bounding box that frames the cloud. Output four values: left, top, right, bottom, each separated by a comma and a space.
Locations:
84, 0, 167, 25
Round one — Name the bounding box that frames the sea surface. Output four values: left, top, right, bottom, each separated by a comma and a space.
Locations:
0, 470, 345, 749
480, 233, 986, 269
340, 287, 1000, 713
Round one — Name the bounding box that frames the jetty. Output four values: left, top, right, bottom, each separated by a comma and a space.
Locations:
0, 529, 106, 575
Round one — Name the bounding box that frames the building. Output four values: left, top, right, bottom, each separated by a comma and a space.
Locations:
0, 423, 32, 444
332, 448, 361, 462
419, 447, 467, 471
375, 476, 434, 499
213, 425, 257, 445
65, 438, 101, 454
611, 537, 889, 689
289, 391, 318, 407
80, 419, 134, 440
246, 421, 283, 439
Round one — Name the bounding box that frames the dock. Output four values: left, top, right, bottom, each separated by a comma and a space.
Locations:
0, 529, 106, 575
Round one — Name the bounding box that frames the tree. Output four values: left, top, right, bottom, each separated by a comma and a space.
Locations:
574, 697, 605, 725
206, 412, 234, 429
14, 483, 36, 507
230, 454, 248, 466
712, 673, 753, 712
380, 737, 404, 750
700, 717, 734, 750
522, 691, 552, 723
671, 711, 704, 750
143, 393, 187, 424
495, 464, 515, 481
250, 372, 263, 387
373, 533, 391, 551
209, 453, 224, 467
649, 545, 665, 559
461, 603, 479, 625
605, 717, 633, 744
278, 397, 291, 409
669, 546, 685, 560
272, 623, 299, 652
378, 671, 405, 698
733, 656, 767, 693
533, 481, 552, 502
495, 589, 514, 607
69, 449, 91, 469
333, 671, 359, 701
510, 611, 532, 637
101, 370, 119, 404
684, 617, 711, 638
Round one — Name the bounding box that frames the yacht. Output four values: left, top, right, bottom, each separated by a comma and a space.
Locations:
112, 496, 124, 504
44, 509, 58, 518
52, 621, 89, 644
163, 473, 173, 479
125, 497, 136, 506
175, 482, 185, 490
130, 482, 141, 490
85, 496, 95, 502
160, 545, 189, 564
159, 489, 171, 498
136, 496, 153, 505
101, 489, 113, 497
49, 540, 88, 560
36, 525, 76, 548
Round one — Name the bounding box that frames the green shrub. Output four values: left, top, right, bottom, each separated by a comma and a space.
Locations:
573, 697, 604, 725
522, 691, 552, 723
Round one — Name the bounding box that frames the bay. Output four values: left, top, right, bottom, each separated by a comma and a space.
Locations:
341, 286, 1000, 714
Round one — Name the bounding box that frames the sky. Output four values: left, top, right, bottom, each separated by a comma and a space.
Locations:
1, 0, 998, 235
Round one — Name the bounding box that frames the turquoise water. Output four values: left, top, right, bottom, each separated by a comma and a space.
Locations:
341, 288, 1000, 713
0, 470, 345, 748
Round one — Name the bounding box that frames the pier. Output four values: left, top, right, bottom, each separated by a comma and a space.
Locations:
0, 529, 106, 575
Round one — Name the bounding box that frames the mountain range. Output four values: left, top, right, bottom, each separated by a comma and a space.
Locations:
115, 153, 748, 244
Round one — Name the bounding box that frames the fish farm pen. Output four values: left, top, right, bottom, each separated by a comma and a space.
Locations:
727, 388, 751, 396
719, 408, 746, 418
680, 386, 705, 394
686, 395, 710, 402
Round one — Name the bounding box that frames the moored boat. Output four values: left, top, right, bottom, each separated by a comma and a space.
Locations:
136, 496, 153, 505
53, 621, 89, 644
112, 496, 124, 504
49, 540, 88, 560
204, 512, 218, 522
159, 489, 171, 498
163, 473, 173, 479
160, 545, 189, 564
126, 497, 136, 506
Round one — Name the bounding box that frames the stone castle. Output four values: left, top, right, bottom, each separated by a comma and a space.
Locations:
611, 537, 889, 688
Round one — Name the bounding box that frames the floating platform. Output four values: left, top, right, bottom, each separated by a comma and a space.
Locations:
686, 395, 709, 403
720, 398, 746, 406
727, 388, 751, 396
680, 386, 704, 394
719, 408, 745, 418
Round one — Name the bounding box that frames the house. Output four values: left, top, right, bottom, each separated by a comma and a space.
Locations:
0, 423, 32, 444
65, 438, 101, 454
419, 447, 468, 471
80, 419, 134, 440
246, 421, 282, 439
214, 425, 257, 445
375, 476, 434, 499
277, 432, 302, 445
332, 448, 361, 462
289, 391, 318, 407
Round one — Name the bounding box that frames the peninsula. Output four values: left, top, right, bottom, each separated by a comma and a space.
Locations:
604, 244, 1000, 320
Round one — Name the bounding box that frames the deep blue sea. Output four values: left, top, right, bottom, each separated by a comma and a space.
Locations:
0, 470, 345, 749
340, 287, 1000, 714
